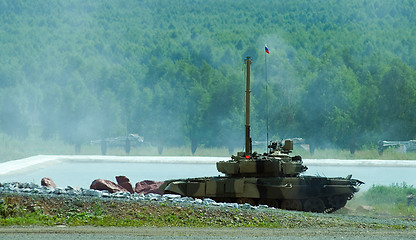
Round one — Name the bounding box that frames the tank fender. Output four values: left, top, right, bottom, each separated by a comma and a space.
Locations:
163, 181, 188, 195
323, 185, 360, 195
225, 179, 244, 193
187, 182, 206, 196
159, 180, 173, 191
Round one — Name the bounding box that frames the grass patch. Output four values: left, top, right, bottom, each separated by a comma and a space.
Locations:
1, 133, 416, 162
0, 195, 286, 227
346, 183, 416, 218
2, 194, 410, 229
293, 147, 416, 160
0, 133, 231, 162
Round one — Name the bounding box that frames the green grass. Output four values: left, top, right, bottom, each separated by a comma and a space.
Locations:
346, 183, 416, 218
1, 133, 416, 162
0, 133, 233, 162
0, 196, 285, 227
0, 194, 409, 229
292, 147, 416, 160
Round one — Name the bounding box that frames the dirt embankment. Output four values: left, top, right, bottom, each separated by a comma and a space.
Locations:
1, 194, 416, 230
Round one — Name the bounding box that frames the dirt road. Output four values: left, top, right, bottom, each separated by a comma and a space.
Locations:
1, 226, 416, 240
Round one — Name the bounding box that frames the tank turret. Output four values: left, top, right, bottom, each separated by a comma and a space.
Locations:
217, 57, 306, 178
217, 139, 307, 177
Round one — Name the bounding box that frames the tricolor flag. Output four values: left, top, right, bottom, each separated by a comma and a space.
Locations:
265, 45, 270, 54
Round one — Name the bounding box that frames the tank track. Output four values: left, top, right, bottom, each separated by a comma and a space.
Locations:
211, 194, 352, 213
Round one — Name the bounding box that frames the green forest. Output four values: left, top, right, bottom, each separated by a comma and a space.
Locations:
1, 0, 416, 155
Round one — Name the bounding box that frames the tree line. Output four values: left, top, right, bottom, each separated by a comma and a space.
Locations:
0, 0, 415, 154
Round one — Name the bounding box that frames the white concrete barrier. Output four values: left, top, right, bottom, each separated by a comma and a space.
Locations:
1, 155, 415, 176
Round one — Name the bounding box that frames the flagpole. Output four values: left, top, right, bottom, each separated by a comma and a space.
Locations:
265, 46, 269, 153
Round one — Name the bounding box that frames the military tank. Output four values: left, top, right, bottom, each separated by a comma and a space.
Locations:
160, 56, 363, 213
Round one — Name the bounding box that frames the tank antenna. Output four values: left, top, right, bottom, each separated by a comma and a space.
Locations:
265, 45, 269, 153
244, 56, 252, 156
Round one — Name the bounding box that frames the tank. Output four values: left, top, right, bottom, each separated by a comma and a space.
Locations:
160, 56, 363, 213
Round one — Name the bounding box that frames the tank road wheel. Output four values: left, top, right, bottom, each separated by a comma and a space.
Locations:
303, 198, 325, 213
258, 199, 279, 208
281, 199, 302, 211
236, 198, 256, 206
326, 195, 348, 213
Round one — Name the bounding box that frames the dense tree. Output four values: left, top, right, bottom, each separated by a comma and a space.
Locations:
0, 0, 416, 153
377, 59, 416, 140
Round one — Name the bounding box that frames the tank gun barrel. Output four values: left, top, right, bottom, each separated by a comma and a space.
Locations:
245, 56, 252, 156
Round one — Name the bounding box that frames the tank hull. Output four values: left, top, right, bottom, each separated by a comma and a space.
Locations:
161, 175, 361, 213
